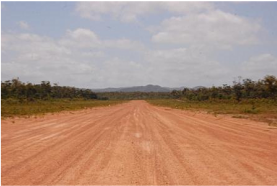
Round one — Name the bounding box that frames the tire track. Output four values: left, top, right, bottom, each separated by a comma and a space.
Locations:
2, 100, 277, 185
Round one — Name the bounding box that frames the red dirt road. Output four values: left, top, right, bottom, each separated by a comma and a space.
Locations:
2, 100, 277, 185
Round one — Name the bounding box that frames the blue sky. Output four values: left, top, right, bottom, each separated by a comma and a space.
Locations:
2, 2, 277, 88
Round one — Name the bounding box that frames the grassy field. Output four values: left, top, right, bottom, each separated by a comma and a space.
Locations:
147, 99, 277, 125
1, 99, 126, 118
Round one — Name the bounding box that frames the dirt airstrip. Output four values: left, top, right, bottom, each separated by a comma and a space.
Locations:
1, 100, 277, 185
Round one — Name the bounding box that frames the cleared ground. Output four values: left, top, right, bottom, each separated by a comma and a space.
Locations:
2, 100, 277, 185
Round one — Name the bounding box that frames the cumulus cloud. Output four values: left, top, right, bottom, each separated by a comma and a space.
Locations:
93, 58, 145, 87
144, 48, 230, 87
59, 28, 101, 48
17, 21, 30, 30
1, 29, 231, 88
152, 10, 261, 49
3, 28, 276, 88
88, 47, 231, 88
75, 2, 261, 50
1, 29, 145, 88
2, 32, 85, 86
2, 2, 275, 88
241, 53, 277, 80
59, 28, 145, 51
75, 2, 213, 22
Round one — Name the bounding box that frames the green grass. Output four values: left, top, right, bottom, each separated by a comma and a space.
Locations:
1, 99, 126, 118
147, 99, 277, 124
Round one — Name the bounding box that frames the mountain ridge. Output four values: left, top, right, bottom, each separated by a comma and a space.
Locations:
92, 84, 200, 92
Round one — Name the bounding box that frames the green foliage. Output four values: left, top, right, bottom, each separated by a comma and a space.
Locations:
1, 99, 125, 118
97, 92, 173, 100
2, 75, 277, 119
172, 75, 277, 101
1, 78, 122, 118
147, 99, 277, 116
1, 78, 98, 100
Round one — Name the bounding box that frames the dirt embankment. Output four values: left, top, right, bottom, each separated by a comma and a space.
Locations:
2, 100, 277, 185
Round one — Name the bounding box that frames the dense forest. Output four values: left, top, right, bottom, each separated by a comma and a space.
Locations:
1, 78, 97, 101
171, 75, 277, 101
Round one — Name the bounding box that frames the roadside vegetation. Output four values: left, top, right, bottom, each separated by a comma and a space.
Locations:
1, 78, 98, 101
97, 92, 172, 100
2, 75, 277, 123
147, 99, 277, 114
147, 99, 277, 124
170, 75, 277, 101
147, 75, 277, 125
1, 78, 124, 118
1, 99, 124, 118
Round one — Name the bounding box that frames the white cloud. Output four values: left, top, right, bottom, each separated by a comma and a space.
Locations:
2, 30, 230, 88
75, 2, 213, 22
103, 39, 145, 51
144, 47, 230, 87
152, 10, 261, 49
66, 28, 99, 41
163, 2, 213, 14
3, 29, 276, 88
1, 29, 145, 88
17, 21, 30, 30
93, 58, 145, 87
2, 2, 276, 90
59, 28, 145, 51
2, 34, 101, 87
8, 29, 274, 88
59, 28, 101, 48
241, 54, 277, 80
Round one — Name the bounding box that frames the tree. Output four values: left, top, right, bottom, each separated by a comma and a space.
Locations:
263, 75, 277, 99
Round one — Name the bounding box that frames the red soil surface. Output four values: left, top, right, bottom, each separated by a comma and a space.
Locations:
2, 100, 277, 185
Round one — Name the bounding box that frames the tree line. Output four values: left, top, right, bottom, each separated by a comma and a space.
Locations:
2, 75, 276, 102
171, 75, 277, 101
1, 78, 98, 101
97, 92, 172, 100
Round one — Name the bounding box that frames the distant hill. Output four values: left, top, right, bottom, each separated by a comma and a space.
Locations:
165, 86, 187, 91
92, 85, 205, 93
191, 86, 206, 90
92, 84, 187, 92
